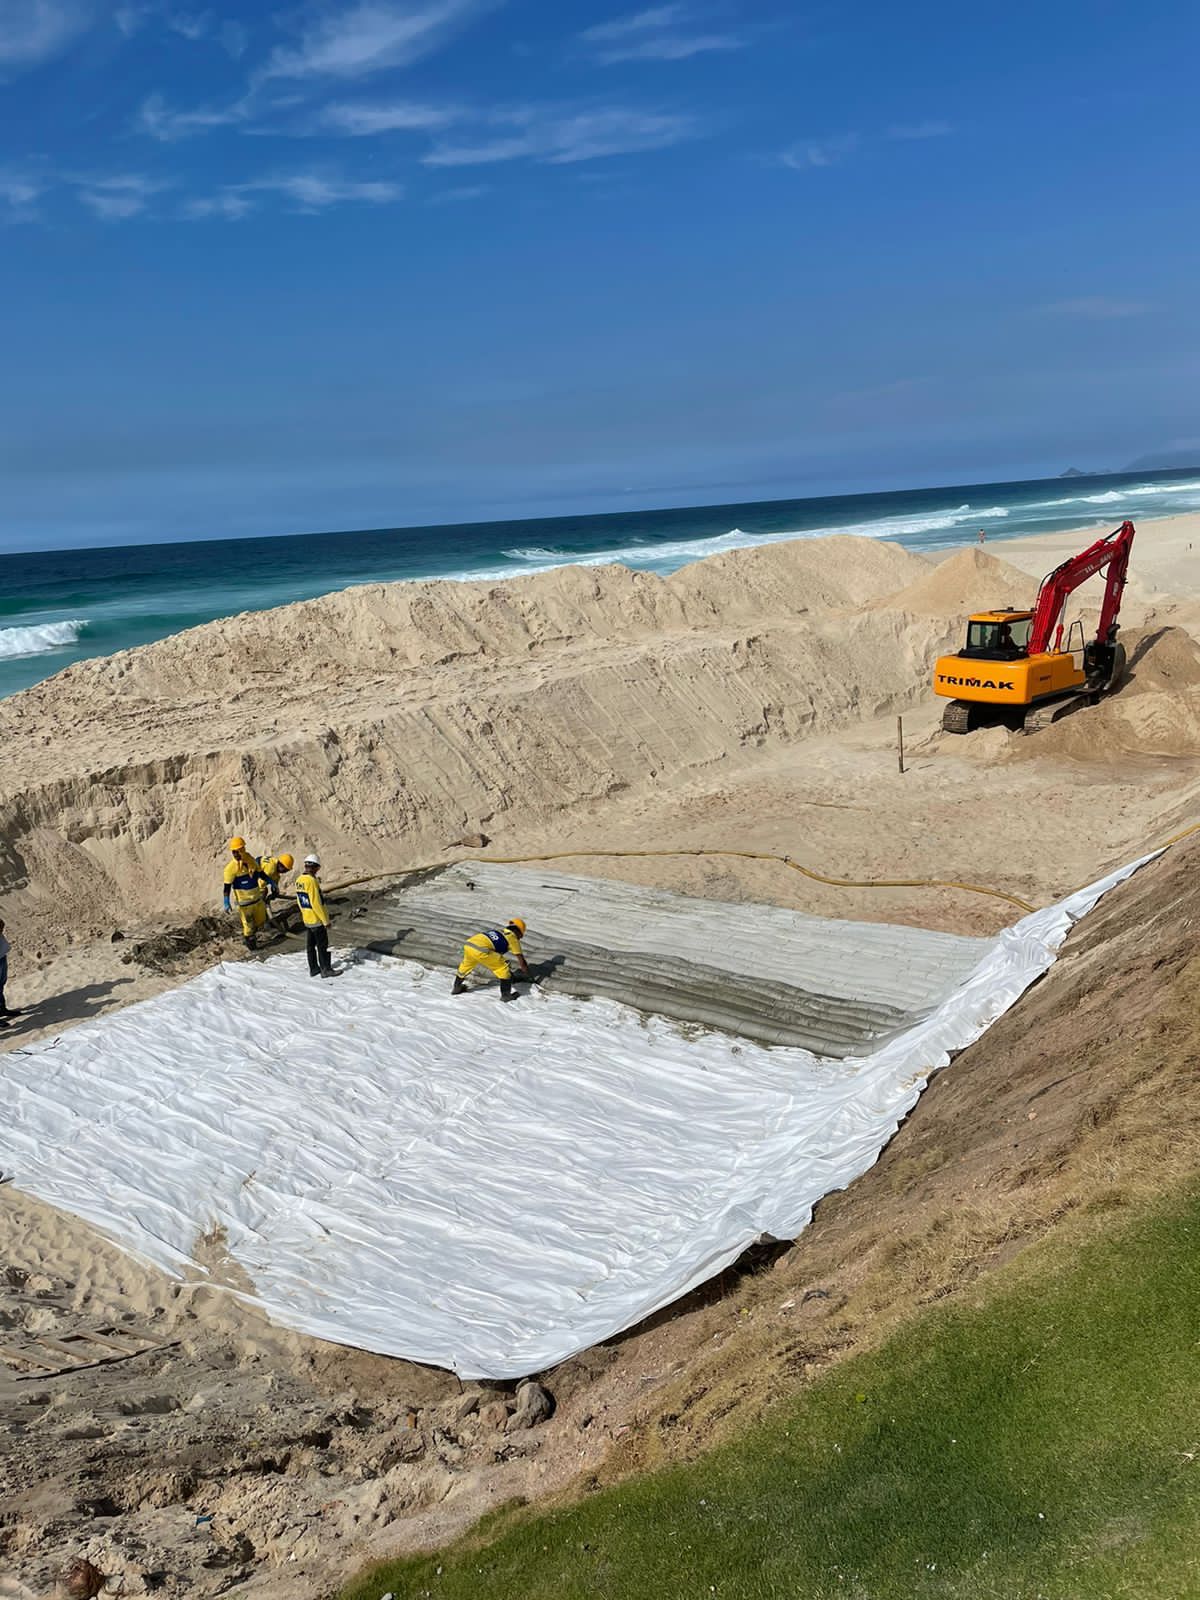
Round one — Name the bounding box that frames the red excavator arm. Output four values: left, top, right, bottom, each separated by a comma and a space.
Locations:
1028, 520, 1135, 654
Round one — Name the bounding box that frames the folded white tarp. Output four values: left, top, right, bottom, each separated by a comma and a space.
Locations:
0, 857, 1150, 1378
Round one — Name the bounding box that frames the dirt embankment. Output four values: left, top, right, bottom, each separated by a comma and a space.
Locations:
4, 835, 1198, 1600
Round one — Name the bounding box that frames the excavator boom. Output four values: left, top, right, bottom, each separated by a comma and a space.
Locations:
1029, 520, 1134, 653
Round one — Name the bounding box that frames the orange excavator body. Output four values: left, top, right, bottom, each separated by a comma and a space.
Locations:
933, 521, 1134, 733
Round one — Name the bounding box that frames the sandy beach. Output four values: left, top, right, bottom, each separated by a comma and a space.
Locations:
2, 511, 1199, 1598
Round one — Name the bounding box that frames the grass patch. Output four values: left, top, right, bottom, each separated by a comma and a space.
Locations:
345, 1188, 1200, 1600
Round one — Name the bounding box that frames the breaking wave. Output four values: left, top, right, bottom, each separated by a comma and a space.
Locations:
1032, 479, 1200, 513
490, 502, 1001, 580
0, 619, 87, 660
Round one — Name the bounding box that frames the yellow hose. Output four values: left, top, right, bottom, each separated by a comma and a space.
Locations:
326, 820, 1200, 921
1154, 820, 1200, 850
331, 847, 1038, 913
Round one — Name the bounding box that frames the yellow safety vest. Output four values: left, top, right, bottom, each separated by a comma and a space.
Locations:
295, 873, 329, 928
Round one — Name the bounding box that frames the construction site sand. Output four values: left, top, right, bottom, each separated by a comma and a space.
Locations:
2, 512, 1199, 1597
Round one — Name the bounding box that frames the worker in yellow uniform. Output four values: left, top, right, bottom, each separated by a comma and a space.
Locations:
222, 837, 272, 950
451, 918, 529, 1001
259, 852, 295, 896
295, 854, 335, 978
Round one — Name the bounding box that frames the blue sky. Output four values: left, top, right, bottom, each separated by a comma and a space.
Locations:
1, 0, 1197, 551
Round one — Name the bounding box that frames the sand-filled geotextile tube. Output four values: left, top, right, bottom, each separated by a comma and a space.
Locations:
348, 906, 913, 1056
345, 863, 987, 1057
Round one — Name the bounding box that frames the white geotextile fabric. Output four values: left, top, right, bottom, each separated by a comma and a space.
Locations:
0, 857, 1150, 1378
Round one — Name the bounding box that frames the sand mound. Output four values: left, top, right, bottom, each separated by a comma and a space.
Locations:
673, 534, 932, 615
879, 546, 1038, 617
0, 536, 966, 949
1008, 626, 1200, 761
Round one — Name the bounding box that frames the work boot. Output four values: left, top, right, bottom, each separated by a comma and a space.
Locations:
499, 979, 514, 1002
451, 976, 467, 996
244, 935, 257, 951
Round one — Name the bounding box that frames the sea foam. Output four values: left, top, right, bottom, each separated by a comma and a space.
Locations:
489, 502, 995, 581
0, 619, 86, 660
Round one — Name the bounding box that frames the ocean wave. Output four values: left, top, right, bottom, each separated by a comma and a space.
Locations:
460, 502, 996, 582
0, 619, 87, 660
1127, 478, 1200, 497
1030, 478, 1200, 513
503, 546, 568, 562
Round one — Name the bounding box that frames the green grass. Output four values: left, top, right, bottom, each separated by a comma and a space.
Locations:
344, 1189, 1200, 1600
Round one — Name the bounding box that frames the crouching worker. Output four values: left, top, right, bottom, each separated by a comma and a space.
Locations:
295, 855, 335, 978
223, 836, 271, 950
452, 918, 529, 1002
258, 851, 295, 926
259, 852, 295, 898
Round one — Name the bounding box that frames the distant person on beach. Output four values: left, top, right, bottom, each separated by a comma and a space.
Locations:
452, 919, 530, 1002
295, 856, 335, 978
0, 918, 16, 1029
978, 528, 987, 545
223, 836, 272, 950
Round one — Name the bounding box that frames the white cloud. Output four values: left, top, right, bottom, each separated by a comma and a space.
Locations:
165, 7, 210, 41
219, 17, 247, 56
247, 172, 401, 208
114, 3, 151, 36
592, 32, 742, 62
262, 0, 485, 80
187, 171, 403, 218
0, 0, 90, 65
116, 2, 245, 53
425, 106, 696, 166
73, 173, 170, 221
138, 89, 250, 140
779, 134, 859, 170
580, 4, 743, 64
888, 119, 952, 140
319, 98, 460, 135
1040, 296, 1152, 320
182, 191, 255, 220
0, 171, 45, 221
429, 183, 488, 203
581, 4, 689, 42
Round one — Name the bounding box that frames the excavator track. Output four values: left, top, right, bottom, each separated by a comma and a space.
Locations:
941, 700, 975, 734
1023, 641, 1127, 734
1022, 693, 1097, 734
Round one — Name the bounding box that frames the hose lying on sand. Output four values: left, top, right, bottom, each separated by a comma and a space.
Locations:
324, 820, 1200, 922
330, 847, 1036, 913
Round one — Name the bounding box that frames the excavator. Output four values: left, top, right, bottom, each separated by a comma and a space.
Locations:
934, 519, 1134, 734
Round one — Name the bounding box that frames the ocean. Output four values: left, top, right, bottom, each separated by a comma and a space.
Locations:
3, 467, 1199, 700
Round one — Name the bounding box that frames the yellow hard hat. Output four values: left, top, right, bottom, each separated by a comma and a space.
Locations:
278, 853, 294, 871
229, 836, 246, 852
508, 917, 527, 937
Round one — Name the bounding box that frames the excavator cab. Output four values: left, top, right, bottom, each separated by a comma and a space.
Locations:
934, 522, 1134, 735
958, 610, 1033, 660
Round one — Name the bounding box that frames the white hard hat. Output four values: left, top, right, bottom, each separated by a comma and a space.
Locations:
303, 854, 320, 867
